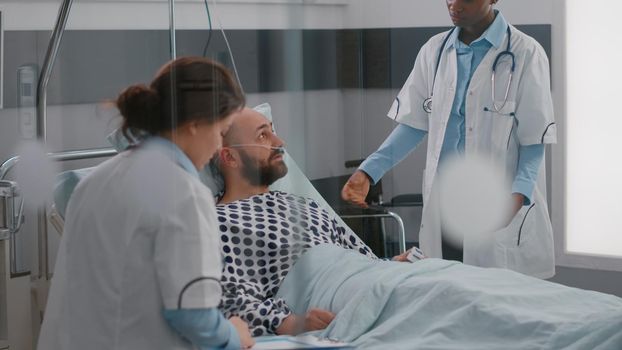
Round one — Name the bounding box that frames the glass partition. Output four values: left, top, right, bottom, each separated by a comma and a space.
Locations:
0, 0, 562, 279
8, 1, 616, 348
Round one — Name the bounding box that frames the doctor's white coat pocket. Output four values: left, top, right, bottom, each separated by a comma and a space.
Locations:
464, 204, 527, 269
493, 202, 554, 278
495, 204, 534, 248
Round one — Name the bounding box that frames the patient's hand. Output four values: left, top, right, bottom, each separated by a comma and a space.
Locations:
304, 308, 336, 332
392, 247, 427, 262
229, 316, 255, 349
276, 308, 336, 335
342, 170, 371, 208
392, 250, 412, 262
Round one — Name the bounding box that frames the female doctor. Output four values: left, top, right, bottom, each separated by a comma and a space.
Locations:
342, 0, 557, 278
38, 57, 255, 349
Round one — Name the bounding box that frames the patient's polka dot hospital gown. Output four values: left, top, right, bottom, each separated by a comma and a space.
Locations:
216, 191, 376, 336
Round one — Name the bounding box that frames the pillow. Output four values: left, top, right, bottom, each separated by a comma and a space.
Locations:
53, 167, 95, 217
252, 104, 337, 215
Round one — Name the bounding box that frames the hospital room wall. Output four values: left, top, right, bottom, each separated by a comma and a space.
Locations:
0, 0, 555, 239
343, 0, 554, 28
0, 0, 323, 283
0, 0, 548, 249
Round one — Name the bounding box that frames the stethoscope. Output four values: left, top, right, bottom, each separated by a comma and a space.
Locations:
423, 26, 515, 114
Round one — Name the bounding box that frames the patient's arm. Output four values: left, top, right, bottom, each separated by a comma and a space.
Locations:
276, 308, 336, 336
220, 283, 292, 337
393, 247, 427, 262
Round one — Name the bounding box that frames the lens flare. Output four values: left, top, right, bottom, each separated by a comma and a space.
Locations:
14, 141, 60, 210
437, 155, 512, 248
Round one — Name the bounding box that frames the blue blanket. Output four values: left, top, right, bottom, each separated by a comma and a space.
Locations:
276, 244, 622, 349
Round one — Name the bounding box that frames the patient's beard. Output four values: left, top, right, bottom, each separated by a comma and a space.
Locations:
239, 150, 288, 187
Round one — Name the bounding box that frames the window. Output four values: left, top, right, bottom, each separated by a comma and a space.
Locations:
565, 0, 622, 261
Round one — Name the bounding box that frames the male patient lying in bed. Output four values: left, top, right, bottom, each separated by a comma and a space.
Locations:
214, 107, 622, 349
213, 107, 410, 337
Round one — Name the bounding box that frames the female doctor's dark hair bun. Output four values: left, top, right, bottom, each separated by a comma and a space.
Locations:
116, 84, 160, 137
116, 56, 245, 140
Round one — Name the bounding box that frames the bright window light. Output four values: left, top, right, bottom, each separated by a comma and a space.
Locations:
566, 0, 622, 258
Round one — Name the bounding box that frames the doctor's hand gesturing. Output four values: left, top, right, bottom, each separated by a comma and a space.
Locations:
341, 170, 372, 208
229, 316, 255, 349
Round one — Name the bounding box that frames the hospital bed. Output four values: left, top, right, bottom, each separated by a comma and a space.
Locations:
29, 155, 622, 350
48, 103, 408, 260
45, 112, 622, 350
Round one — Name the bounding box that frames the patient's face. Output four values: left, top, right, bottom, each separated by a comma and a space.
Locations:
228, 108, 288, 186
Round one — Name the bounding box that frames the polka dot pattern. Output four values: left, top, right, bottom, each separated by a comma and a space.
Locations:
217, 191, 375, 336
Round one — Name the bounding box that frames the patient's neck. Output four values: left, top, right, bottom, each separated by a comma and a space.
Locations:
219, 175, 269, 205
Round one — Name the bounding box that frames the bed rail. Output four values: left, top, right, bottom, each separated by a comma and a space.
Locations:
0, 147, 118, 276
341, 211, 407, 255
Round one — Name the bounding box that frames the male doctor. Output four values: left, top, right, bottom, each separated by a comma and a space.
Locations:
342, 0, 557, 278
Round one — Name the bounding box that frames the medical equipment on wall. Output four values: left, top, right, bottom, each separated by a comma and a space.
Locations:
18, 64, 38, 139
423, 26, 515, 114
0, 181, 24, 243
0, 180, 25, 277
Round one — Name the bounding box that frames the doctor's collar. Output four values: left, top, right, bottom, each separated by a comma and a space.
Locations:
445, 10, 509, 51
143, 136, 200, 179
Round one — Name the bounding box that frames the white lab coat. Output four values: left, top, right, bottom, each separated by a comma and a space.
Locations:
38, 144, 222, 349
388, 25, 557, 279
